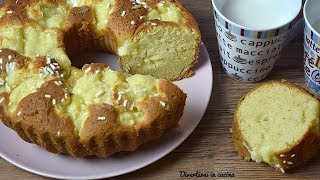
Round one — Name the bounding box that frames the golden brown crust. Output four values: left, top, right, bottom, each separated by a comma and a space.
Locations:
63, 5, 99, 55
109, 0, 201, 80
274, 124, 319, 171
232, 80, 320, 172
79, 104, 121, 157
1, 80, 85, 156
82, 63, 108, 73
172, 0, 201, 79
0, 0, 194, 157
0, 49, 28, 74
232, 118, 251, 161
0, 75, 186, 157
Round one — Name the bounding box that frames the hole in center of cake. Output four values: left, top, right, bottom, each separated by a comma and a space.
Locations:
70, 52, 121, 71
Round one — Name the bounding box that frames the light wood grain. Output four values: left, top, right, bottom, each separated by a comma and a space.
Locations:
1, 0, 319, 179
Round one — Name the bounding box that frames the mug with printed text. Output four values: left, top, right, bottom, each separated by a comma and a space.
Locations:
212, 0, 302, 82
304, 0, 320, 96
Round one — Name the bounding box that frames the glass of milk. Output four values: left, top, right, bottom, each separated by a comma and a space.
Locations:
212, 0, 302, 82
304, 0, 320, 96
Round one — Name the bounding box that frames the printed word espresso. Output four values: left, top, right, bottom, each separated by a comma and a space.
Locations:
219, 45, 279, 66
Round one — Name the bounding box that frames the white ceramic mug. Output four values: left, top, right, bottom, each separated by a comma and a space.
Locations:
304, 0, 320, 96
212, 0, 302, 82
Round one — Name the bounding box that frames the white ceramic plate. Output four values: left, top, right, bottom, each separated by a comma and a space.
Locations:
0, 44, 212, 179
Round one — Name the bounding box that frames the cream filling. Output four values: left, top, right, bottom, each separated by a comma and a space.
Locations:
66, 0, 115, 30
8, 73, 46, 112
55, 68, 159, 131
27, 3, 68, 28
147, 1, 185, 24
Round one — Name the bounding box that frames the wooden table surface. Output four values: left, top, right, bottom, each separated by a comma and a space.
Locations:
1, 0, 320, 179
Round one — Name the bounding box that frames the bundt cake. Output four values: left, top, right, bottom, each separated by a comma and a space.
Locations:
232, 81, 320, 173
0, 0, 201, 80
0, 0, 199, 157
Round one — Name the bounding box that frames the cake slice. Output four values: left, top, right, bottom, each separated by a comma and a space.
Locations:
233, 81, 320, 173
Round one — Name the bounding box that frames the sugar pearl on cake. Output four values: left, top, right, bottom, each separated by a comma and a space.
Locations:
52, 99, 56, 106
118, 91, 126, 95
45, 94, 51, 98
10, 62, 16, 71
50, 63, 57, 70
160, 101, 166, 107
54, 80, 62, 86
97, 116, 106, 121
132, 5, 141, 9
117, 94, 122, 102
121, 10, 126, 17
95, 90, 105, 98
123, 100, 128, 107
85, 67, 92, 73
0, 97, 5, 103
275, 164, 285, 173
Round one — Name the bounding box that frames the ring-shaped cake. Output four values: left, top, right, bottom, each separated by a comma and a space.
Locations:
0, 0, 200, 157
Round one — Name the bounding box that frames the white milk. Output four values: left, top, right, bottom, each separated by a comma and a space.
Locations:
312, 19, 320, 33
221, 0, 295, 29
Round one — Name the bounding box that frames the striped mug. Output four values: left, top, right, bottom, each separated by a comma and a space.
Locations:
304, 0, 320, 96
212, 0, 302, 82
